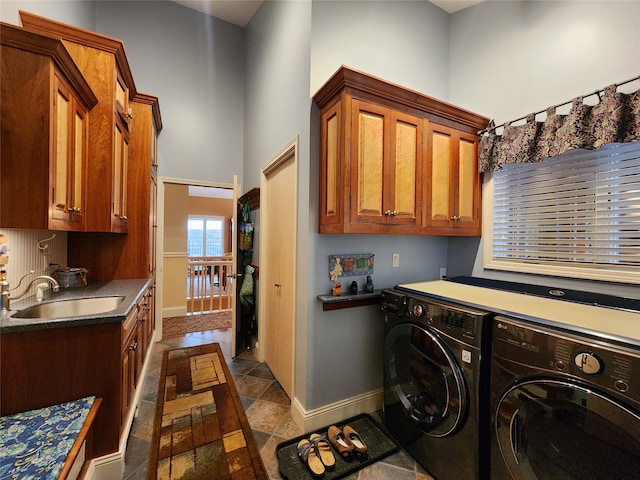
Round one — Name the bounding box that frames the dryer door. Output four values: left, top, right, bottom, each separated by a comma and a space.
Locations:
495, 379, 640, 480
384, 322, 467, 437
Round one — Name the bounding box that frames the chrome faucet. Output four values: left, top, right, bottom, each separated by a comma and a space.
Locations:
0, 272, 60, 312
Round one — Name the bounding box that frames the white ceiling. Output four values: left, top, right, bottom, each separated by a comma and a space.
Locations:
429, 0, 484, 13
171, 0, 263, 27
171, 0, 484, 27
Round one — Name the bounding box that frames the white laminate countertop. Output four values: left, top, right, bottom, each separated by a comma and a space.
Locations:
396, 280, 640, 347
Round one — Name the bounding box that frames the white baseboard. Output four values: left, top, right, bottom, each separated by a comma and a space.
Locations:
291, 388, 384, 433
84, 451, 123, 480
162, 306, 187, 318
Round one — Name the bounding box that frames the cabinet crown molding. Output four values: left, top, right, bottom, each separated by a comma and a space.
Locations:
313, 65, 489, 131
133, 92, 163, 132
0, 22, 98, 109
19, 10, 137, 101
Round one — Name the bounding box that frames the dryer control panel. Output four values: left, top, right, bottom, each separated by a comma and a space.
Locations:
493, 315, 640, 409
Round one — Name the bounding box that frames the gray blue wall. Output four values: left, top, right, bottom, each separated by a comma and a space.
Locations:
447, 0, 640, 299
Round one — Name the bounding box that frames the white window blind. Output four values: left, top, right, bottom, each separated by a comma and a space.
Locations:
491, 142, 640, 282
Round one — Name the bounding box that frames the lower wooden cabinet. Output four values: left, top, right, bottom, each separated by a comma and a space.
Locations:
1, 285, 154, 459
120, 286, 153, 428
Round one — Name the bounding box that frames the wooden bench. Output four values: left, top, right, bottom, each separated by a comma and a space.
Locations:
0, 396, 102, 480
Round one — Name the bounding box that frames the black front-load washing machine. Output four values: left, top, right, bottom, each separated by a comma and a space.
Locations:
380, 288, 492, 480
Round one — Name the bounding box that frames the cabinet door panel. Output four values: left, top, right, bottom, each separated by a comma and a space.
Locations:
112, 117, 129, 232
355, 108, 385, 217
390, 112, 422, 226
457, 133, 480, 231
319, 101, 342, 229
458, 136, 476, 221
429, 127, 453, 224
51, 74, 86, 230
70, 104, 87, 225
53, 83, 70, 216
427, 124, 481, 234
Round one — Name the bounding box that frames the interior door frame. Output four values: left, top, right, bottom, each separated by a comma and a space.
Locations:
156, 176, 239, 347
257, 137, 298, 389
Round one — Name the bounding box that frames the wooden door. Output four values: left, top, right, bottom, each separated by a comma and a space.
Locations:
263, 145, 296, 399
231, 175, 239, 358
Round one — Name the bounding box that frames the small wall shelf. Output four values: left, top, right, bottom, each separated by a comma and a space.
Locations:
317, 290, 382, 311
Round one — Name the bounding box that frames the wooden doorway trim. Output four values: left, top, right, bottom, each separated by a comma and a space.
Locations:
156, 177, 238, 345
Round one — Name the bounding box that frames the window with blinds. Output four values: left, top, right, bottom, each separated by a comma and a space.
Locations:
489, 142, 640, 284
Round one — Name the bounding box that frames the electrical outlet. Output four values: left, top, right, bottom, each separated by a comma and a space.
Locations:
392, 253, 400, 268
440, 267, 447, 279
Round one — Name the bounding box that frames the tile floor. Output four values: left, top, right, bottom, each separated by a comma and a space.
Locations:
122, 328, 434, 480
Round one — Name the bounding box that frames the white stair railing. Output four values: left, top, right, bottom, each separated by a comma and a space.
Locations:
187, 256, 233, 314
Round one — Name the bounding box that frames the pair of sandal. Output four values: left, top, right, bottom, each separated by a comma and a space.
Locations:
297, 433, 335, 478
328, 424, 368, 460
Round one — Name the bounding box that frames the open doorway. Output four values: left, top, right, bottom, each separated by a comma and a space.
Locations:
156, 179, 239, 355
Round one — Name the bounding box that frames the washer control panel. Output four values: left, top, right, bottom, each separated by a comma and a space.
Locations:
405, 295, 489, 348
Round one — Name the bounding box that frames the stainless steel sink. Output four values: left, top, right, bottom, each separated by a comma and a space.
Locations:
12, 296, 124, 319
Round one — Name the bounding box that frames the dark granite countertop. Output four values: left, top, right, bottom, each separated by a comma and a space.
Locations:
0, 278, 151, 334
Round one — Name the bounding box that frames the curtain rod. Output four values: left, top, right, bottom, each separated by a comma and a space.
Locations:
477, 75, 640, 135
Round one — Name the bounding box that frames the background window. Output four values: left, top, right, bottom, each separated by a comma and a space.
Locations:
188, 216, 224, 256
485, 142, 640, 284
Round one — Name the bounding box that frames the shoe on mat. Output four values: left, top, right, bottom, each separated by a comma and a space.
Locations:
310, 433, 336, 470
343, 425, 368, 458
297, 438, 325, 477
327, 425, 354, 460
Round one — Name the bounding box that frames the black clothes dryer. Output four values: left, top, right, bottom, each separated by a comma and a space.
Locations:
381, 288, 492, 480
491, 315, 640, 480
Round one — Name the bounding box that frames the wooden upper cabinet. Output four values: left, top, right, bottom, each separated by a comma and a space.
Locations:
314, 66, 489, 236
350, 100, 423, 231
0, 23, 97, 231
426, 124, 481, 235
20, 11, 137, 233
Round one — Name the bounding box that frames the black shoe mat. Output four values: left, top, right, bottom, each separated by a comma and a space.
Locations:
276, 413, 400, 480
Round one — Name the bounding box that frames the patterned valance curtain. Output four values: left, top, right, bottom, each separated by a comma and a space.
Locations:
478, 78, 640, 172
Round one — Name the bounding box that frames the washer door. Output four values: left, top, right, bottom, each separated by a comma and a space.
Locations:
496, 379, 640, 480
384, 322, 467, 437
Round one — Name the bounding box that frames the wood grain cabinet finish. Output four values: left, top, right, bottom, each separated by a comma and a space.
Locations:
426, 123, 482, 235
67, 94, 162, 282
20, 11, 137, 233
0, 23, 98, 230
348, 100, 424, 233
120, 286, 153, 427
314, 66, 489, 236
